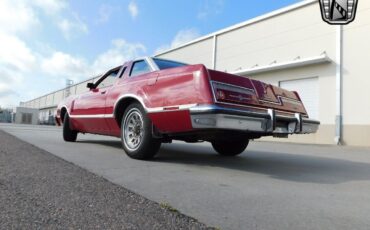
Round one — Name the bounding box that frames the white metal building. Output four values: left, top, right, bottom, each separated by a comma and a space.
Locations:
20, 0, 370, 146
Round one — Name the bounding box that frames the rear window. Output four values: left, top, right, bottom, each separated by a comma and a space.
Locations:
153, 58, 187, 70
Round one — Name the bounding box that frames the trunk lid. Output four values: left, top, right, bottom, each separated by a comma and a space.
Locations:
207, 69, 308, 115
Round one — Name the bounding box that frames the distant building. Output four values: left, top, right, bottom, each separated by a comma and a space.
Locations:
14, 107, 39, 125
0, 109, 12, 123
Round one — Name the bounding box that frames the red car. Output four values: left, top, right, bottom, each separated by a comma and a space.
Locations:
56, 57, 319, 159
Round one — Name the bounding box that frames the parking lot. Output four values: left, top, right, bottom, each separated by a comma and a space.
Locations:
1, 123, 370, 230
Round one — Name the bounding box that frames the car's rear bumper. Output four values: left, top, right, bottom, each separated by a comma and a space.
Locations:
189, 105, 320, 135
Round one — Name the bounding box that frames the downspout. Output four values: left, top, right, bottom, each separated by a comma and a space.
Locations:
335, 25, 343, 145
212, 35, 217, 70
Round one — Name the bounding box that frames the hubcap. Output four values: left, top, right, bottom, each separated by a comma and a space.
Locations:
123, 109, 144, 151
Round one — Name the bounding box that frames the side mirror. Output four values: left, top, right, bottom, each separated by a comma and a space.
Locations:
87, 82, 95, 89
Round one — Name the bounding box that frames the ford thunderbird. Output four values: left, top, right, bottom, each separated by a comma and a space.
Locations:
56, 57, 320, 159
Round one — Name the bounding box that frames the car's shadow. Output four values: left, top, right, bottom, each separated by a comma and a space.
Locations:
77, 139, 370, 185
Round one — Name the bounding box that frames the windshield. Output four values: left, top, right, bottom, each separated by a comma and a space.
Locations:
153, 58, 188, 70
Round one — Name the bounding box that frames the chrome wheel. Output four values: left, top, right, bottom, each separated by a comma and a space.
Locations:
123, 108, 144, 151
120, 102, 161, 160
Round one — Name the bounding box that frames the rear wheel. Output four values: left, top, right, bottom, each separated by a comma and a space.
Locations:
63, 113, 78, 142
211, 140, 249, 156
121, 103, 161, 160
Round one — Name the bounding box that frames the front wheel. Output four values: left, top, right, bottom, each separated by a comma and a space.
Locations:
211, 140, 249, 156
121, 103, 161, 160
63, 113, 78, 142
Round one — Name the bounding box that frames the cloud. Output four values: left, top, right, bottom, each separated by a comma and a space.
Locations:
31, 0, 88, 41
0, 0, 144, 107
92, 39, 146, 74
97, 4, 115, 24
0, 84, 19, 108
155, 28, 200, 54
0, 0, 40, 34
0, 65, 25, 107
171, 29, 201, 48
17, 38, 146, 105
0, 33, 37, 72
0, 83, 17, 98
0, 35, 146, 106
0, 0, 87, 41
41, 52, 88, 79
32, 0, 67, 15
0, 31, 37, 107
0, 0, 39, 107
128, 1, 138, 19
40, 39, 146, 81
58, 13, 89, 40
197, 0, 224, 20
0, 0, 91, 107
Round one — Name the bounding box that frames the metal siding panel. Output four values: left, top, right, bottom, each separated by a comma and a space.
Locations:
156, 38, 213, 68
216, 3, 336, 72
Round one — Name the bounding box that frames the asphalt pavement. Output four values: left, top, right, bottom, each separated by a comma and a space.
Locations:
0, 129, 212, 229
1, 123, 370, 230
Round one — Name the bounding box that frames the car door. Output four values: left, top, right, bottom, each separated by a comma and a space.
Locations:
72, 67, 120, 134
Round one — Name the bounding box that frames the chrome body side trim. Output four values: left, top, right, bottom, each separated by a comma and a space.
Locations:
211, 80, 256, 94
146, 104, 198, 113
69, 114, 114, 119
113, 94, 149, 115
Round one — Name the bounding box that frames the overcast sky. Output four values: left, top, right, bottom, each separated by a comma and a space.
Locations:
0, 0, 299, 108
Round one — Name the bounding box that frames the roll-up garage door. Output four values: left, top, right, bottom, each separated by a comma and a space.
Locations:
279, 77, 319, 119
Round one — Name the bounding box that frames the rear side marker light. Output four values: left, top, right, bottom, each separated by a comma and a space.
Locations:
164, 106, 179, 111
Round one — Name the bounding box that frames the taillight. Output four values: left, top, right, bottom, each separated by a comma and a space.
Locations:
212, 81, 255, 104
216, 90, 226, 100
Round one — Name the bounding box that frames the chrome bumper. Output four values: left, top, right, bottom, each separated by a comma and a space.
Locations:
189, 105, 320, 135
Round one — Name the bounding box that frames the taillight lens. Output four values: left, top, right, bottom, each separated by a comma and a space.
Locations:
212, 81, 255, 104
216, 90, 226, 100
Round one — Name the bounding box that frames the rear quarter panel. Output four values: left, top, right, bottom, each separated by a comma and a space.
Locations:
145, 64, 214, 133
155, 64, 214, 107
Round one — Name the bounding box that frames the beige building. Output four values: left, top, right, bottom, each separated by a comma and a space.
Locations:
14, 107, 39, 125
20, 0, 370, 146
